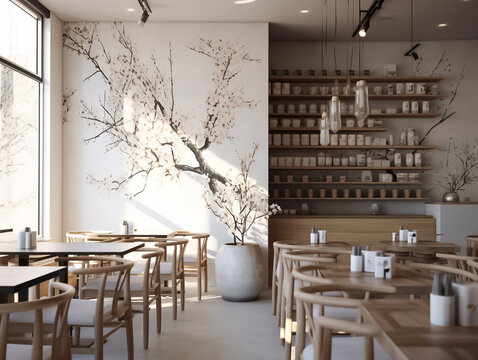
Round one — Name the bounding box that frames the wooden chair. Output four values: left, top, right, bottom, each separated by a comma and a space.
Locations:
281, 249, 344, 360
3, 282, 75, 360
155, 238, 188, 320
294, 283, 395, 360
466, 235, 478, 256
81, 249, 165, 349
66, 231, 118, 243
170, 232, 210, 300
408, 262, 478, 283
436, 253, 478, 274
466, 259, 478, 276
66, 256, 134, 360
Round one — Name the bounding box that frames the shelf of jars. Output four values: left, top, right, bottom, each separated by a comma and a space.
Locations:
270, 94, 441, 101
269, 145, 435, 150
270, 197, 430, 201
269, 166, 431, 170
267, 74, 443, 206
269, 112, 440, 118
269, 76, 444, 83
270, 181, 422, 185
269, 127, 389, 133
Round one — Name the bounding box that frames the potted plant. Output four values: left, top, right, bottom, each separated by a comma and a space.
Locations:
205, 145, 280, 301
437, 140, 478, 202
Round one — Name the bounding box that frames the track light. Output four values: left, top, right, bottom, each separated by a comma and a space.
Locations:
404, 43, 421, 61
138, 10, 149, 26
352, 0, 385, 38
137, 0, 152, 26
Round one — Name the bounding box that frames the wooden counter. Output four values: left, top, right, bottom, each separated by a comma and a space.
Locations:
268, 214, 436, 277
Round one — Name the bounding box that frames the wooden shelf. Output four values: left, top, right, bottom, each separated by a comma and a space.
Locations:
269, 181, 422, 185
269, 145, 435, 150
269, 113, 440, 119
269, 127, 388, 133
270, 197, 431, 201
270, 166, 431, 170
270, 94, 441, 101
269, 76, 443, 83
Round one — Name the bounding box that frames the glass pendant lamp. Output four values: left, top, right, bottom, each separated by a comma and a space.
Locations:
328, 96, 341, 133
354, 80, 369, 122
319, 112, 330, 145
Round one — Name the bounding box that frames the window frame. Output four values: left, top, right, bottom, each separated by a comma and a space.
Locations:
0, 0, 43, 234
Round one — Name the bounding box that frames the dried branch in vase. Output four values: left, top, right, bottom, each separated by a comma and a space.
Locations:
204, 144, 280, 245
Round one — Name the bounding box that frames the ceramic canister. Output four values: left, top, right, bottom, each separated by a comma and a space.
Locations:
281, 82, 291, 95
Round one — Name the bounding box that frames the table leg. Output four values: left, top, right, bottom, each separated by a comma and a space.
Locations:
58, 259, 69, 283
18, 255, 30, 301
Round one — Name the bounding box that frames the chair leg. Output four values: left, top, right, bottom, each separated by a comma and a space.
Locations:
94, 323, 103, 360
125, 308, 134, 360
181, 276, 185, 311
204, 261, 208, 293
172, 278, 178, 320
364, 336, 374, 360
143, 300, 149, 349
197, 267, 202, 300
74, 326, 81, 346
156, 291, 162, 333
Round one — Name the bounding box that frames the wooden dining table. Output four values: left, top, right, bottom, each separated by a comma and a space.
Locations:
380, 241, 461, 255
93, 233, 168, 242
360, 299, 478, 360
0, 242, 144, 300
319, 263, 433, 295
0, 266, 67, 303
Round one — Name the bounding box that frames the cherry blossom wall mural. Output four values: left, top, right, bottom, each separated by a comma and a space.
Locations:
62, 22, 269, 244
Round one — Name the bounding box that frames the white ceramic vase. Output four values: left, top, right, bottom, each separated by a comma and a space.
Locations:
215, 242, 265, 302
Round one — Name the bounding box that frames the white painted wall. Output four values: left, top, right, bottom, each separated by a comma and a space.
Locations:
270, 40, 478, 214
62, 22, 269, 280
425, 203, 478, 253
42, 14, 63, 241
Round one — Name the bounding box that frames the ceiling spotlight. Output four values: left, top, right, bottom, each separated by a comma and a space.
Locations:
300, 10, 309, 14
234, 0, 256, 4
138, 10, 149, 26
137, 0, 152, 26
404, 43, 421, 61
127, 8, 135, 12
358, 21, 370, 37
437, 23, 448, 27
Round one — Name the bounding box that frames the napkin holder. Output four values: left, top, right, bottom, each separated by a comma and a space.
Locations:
430, 273, 455, 326
452, 282, 478, 326
374, 255, 393, 279
363, 250, 377, 273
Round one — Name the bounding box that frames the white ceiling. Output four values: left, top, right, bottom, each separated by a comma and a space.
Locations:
40, 0, 478, 41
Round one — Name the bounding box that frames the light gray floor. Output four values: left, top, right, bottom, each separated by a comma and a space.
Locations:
72, 282, 283, 360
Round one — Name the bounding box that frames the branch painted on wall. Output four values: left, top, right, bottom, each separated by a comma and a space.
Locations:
434, 138, 478, 194
419, 64, 464, 145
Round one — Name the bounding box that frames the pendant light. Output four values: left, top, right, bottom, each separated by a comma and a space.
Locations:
354, 80, 369, 121
328, 96, 341, 133
319, 112, 330, 146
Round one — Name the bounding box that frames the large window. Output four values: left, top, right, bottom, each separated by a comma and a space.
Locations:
0, 0, 42, 233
